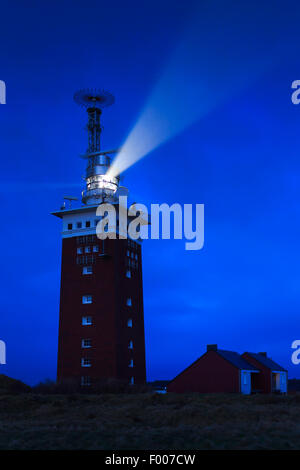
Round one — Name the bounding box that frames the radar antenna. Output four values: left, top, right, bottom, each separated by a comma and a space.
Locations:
63, 196, 79, 208
74, 89, 115, 154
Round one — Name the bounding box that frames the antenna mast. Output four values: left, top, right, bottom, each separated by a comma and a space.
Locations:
74, 89, 119, 205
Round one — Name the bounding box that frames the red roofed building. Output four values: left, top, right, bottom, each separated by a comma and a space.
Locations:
168, 345, 287, 394
242, 352, 287, 394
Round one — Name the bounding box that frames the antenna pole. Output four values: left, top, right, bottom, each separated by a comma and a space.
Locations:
73, 89, 120, 205
87, 107, 101, 154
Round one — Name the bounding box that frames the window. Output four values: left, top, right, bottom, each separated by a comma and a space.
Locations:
85, 246, 91, 253
126, 298, 132, 307
82, 339, 92, 348
126, 270, 131, 279
77, 255, 95, 265
82, 295, 92, 304
77, 247, 83, 254
135, 254, 138, 260
243, 373, 247, 385
128, 359, 134, 368
83, 266, 92, 275
77, 235, 96, 245
128, 340, 133, 349
131, 252, 134, 259
81, 376, 91, 386
93, 245, 99, 253
129, 377, 134, 385
68, 223, 73, 230
86, 221, 91, 228
82, 316, 92, 325
126, 250, 130, 257
81, 358, 91, 367
77, 222, 82, 229
127, 318, 133, 328
128, 240, 136, 249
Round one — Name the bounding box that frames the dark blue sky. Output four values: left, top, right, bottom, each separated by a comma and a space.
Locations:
1, 0, 300, 384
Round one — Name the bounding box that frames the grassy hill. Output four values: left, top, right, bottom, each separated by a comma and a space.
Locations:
0, 374, 31, 394
0, 392, 299, 449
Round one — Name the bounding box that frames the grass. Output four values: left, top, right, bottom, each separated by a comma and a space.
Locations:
0, 392, 299, 449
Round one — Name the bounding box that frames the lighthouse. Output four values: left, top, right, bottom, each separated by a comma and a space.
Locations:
52, 90, 146, 387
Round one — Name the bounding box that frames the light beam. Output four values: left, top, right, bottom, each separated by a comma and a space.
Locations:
107, 2, 283, 179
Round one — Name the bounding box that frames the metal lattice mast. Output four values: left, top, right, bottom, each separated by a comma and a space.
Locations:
74, 89, 120, 205
87, 107, 101, 154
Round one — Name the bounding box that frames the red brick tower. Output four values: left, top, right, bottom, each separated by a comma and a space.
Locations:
52, 90, 146, 387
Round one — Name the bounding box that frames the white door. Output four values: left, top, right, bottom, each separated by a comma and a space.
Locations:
279, 372, 287, 393
241, 371, 251, 394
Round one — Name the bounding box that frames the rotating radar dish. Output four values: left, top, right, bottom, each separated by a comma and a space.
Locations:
73, 89, 115, 109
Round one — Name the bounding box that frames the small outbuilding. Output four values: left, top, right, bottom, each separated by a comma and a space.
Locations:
167, 345, 287, 394
242, 352, 288, 394
167, 345, 259, 394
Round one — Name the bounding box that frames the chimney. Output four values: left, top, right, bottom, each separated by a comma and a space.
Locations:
207, 344, 218, 352
258, 352, 267, 357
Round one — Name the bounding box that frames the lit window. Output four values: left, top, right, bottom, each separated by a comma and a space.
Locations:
128, 340, 133, 349
126, 298, 132, 307
68, 223, 73, 230
77, 247, 83, 254
126, 270, 131, 279
126, 250, 130, 257
129, 377, 134, 385
131, 252, 134, 259
93, 245, 99, 252
243, 373, 247, 385
127, 318, 133, 327
128, 359, 134, 368
83, 266, 92, 275
82, 339, 92, 348
81, 358, 91, 367
135, 254, 138, 260
86, 221, 91, 228
82, 316, 92, 325
82, 295, 92, 304
77, 222, 82, 229
85, 246, 91, 253
81, 376, 91, 386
